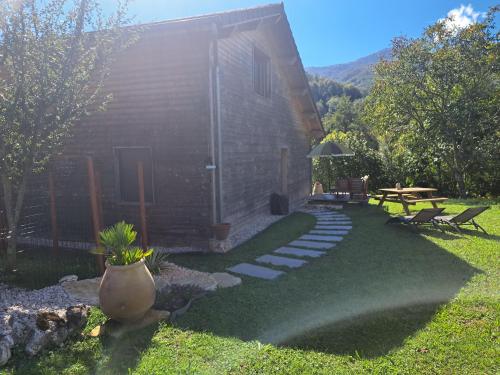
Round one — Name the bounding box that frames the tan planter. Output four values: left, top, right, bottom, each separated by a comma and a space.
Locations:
99, 259, 155, 323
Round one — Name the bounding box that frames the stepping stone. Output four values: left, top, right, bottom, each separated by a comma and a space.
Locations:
310, 229, 349, 235
256, 255, 307, 268
317, 220, 351, 224
318, 222, 349, 226
227, 263, 284, 280
274, 247, 326, 258
300, 234, 343, 242
317, 216, 350, 219
289, 240, 336, 249
315, 225, 352, 230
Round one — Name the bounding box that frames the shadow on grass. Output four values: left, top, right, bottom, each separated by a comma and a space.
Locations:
175, 205, 480, 358
281, 302, 443, 358
0, 246, 99, 290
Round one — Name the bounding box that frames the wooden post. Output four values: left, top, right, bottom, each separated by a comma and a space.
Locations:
87, 157, 105, 273
137, 162, 148, 251
0, 207, 6, 256
95, 171, 104, 226
48, 171, 59, 255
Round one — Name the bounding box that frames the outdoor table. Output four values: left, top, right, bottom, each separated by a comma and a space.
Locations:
377, 187, 447, 215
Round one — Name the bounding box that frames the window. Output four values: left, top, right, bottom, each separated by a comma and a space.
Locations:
115, 147, 154, 203
253, 47, 271, 98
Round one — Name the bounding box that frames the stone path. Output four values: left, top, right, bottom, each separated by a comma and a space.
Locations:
226, 209, 352, 280
226, 263, 284, 280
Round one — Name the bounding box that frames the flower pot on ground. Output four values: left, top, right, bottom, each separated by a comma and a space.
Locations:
212, 223, 231, 240
93, 221, 155, 323
100, 259, 155, 323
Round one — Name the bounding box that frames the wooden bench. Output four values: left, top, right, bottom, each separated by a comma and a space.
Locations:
373, 194, 415, 200
404, 197, 448, 203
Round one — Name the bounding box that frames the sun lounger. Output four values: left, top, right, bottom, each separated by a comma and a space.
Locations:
434, 206, 490, 234
386, 208, 445, 232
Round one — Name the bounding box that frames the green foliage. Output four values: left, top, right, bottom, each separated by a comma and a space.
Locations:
0, 0, 134, 268
95, 221, 153, 266
365, 7, 499, 197
144, 249, 168, 275
308, 74, 363, 116
312, 131, 385, 191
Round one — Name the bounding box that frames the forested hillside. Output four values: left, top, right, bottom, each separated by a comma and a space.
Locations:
307, 48, 391, 91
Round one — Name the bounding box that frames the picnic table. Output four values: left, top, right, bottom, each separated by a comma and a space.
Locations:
375, 187, 448, 215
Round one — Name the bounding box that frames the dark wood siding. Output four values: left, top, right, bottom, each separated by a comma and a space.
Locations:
218, 29, 312, 231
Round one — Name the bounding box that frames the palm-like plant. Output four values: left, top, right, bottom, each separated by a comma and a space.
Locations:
94, 222, 153, 266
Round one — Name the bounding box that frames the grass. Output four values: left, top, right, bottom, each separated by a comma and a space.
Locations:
2, 199, 499, 374
0, 247, 99, 289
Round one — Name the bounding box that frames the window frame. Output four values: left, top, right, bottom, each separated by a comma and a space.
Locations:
253, 46, 272, 98
113, 146, 155, 205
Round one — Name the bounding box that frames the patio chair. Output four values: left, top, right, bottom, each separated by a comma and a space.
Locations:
434, 206, 490, 234
332, 179, 350, 199
349, 176, 369, 202
385, 208, 445, 232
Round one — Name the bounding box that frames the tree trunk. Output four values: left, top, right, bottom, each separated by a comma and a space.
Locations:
5, 229, 17, 271
1, 174, 28, 272
452, 149, 467, 199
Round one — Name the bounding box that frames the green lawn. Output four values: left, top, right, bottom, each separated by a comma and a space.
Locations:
2, 199, 499, 374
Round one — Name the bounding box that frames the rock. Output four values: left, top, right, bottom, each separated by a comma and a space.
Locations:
58, 275, 78, 284
25, 329, 53, 356
209, 238, 233, 253
66, 306, 88, 330
36, 312, 66, 331
0, 338, 12, 367
62, 278, 101, 306
104, 309, 170, 339
212, 272, 242, 288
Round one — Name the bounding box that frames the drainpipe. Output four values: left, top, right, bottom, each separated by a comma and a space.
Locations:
208, 25, 223, 224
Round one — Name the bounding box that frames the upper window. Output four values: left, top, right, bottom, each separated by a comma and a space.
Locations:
253, 47, 271, 98
115, 147, 154, 203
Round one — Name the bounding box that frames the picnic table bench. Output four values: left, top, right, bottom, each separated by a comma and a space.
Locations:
376, 187, 448, 215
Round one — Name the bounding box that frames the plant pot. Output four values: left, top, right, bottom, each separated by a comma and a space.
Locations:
212, 223, 231, 241
99, 259, 155, 323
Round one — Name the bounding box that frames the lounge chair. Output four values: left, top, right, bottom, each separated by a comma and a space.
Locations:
434, 206, 490, 234
386, 208, 445, 231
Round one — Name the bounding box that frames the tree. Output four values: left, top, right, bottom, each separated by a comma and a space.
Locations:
0, 0, 133, 270
365, 7, 499, 198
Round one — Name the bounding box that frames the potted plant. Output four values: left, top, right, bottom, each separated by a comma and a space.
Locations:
212, 223, 231, 240
94, 221, 155, 323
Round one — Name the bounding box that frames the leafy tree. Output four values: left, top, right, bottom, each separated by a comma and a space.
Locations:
308, 74, 363, 116
0, 0, 133, 270
312, 131, 385, 192
365, 7, 499, 198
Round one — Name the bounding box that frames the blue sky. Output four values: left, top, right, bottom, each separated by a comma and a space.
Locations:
101, 0, 498, 67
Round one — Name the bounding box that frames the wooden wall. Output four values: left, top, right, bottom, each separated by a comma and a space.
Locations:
217, 28, 312, 232
50, 28, 214, 248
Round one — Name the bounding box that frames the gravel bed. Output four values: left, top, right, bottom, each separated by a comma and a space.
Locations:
229, 213, 287, 247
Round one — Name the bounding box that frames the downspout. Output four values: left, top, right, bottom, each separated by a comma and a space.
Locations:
208, 24, 223, 224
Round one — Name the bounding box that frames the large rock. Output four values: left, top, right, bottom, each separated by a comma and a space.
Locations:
0, 335, 13, 367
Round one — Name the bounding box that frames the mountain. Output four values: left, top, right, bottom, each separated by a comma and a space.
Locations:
307, 48, 392, 91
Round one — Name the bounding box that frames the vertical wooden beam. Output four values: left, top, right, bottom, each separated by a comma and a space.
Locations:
48, 171, 59, 255
0, 206, 6, 256
87, 156, 105, 273
137, 162, 148, 251
95, 171, 104, 227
